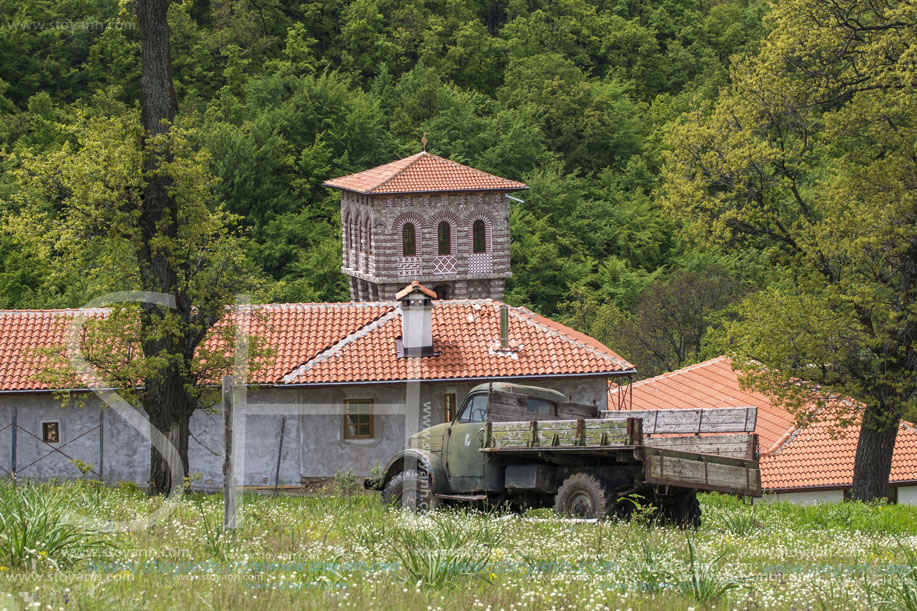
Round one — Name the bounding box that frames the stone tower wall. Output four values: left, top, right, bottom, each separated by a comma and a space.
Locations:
340, 191, 511, 301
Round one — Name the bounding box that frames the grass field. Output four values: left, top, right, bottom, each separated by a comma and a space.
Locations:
1, 479, 916, 610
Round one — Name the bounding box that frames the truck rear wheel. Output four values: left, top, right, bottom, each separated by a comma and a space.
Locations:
382, 470, 439, 511
553, 473, 613, 519
660, 492, 701, 529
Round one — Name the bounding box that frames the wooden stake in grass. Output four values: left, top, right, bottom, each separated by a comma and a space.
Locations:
222, 375, 236, 531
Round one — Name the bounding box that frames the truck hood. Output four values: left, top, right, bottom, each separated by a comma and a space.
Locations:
408, 423, 448, 452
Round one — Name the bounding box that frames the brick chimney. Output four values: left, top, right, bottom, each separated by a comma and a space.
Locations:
397, 281, 437, 357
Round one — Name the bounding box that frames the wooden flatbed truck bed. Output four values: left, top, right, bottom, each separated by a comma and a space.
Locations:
484, 403, 761, 497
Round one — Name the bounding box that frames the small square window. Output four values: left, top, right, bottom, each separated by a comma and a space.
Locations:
344, 400, 374, 439
42, 422, 60, 443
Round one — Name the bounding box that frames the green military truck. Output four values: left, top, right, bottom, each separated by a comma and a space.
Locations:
366, 382, 762, 526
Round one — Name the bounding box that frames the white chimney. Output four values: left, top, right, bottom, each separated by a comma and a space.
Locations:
397, 282, 436, 357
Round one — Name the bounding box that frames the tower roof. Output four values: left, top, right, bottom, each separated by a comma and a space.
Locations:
323, 152, 528, 195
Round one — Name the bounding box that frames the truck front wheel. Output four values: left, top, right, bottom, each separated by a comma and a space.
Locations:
382, 470, 439, 511
553, 473, 613, 519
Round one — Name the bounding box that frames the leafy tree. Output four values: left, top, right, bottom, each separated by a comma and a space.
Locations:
499, 53, 644, 173
0, 0, 128, 107
5, 105, 253, 494
613, 267, 745, 378
664, 0, 917, 501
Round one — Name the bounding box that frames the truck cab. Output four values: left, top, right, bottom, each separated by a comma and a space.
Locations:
439, 383, 567, 494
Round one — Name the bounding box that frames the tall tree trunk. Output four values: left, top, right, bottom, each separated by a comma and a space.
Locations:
137, 0, 176, 140
137, 0, 188, 495
850, 403, 900, 502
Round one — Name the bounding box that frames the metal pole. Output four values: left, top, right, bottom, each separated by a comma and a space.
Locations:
273, 416, 286, 491
222, 375, 236, 530
11, 406, 17, 482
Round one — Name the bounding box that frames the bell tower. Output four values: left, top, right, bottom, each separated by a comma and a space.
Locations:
323, 152, 527, 301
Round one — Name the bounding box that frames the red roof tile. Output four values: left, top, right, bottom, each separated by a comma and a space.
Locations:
0, 301, 632, 392
323, 152, 527, 194
611, 357, 917, 491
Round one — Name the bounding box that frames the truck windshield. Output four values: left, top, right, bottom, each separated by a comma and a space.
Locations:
458, 394, 488, 423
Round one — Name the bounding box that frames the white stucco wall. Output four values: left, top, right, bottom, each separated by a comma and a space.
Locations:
757, 489, 845, 505
897, 486, 917, 506
0, 391, 301, 488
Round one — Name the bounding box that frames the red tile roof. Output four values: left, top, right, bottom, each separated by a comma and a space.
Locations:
282, 300, 634, 384
761, 420, 917, 489
0, 309, 107, 391
323, 152, 528, 195
0, 301, 633, 392
611, 357, 917, 491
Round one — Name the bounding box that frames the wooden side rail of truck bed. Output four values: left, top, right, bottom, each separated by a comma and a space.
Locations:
642, 447, 763, 497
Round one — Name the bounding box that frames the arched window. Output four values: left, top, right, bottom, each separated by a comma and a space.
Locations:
472, 220, 487, 253
438, 221, 451, 255
402, 223, 416, 256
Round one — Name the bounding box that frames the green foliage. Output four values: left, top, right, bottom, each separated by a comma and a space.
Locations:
621, 534, 675, 593
333, 469, 360, 497
712, 504, 763, 537
0, 0, 772, 316
704, 492, 917, 536
663, 0, 917, 496
191, 494, 238, 562
0, 481, 113, 570
385, 511, 506, 588
678, 534, 742, 602
865, 539, 917, 610
613, 266, 746, 378
0, 483, 916, 606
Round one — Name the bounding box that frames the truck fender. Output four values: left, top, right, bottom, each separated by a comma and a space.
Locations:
378, 449, 447, 494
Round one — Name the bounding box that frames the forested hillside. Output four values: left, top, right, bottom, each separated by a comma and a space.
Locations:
0, 0, 780, 378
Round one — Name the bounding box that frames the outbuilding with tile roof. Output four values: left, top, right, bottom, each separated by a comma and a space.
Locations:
609, 357, 917, 505
0, 288, 634, 487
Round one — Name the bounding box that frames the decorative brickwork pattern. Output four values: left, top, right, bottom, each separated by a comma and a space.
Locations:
432, 255, 457, 275
468, 253, 493, 274
398, 256, 422, 278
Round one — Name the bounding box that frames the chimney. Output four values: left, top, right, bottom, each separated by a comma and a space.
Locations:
500, 305, 509, 350
397, 282, 436, 357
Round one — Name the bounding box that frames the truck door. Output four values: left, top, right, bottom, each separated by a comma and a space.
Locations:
445, 393, 488, 489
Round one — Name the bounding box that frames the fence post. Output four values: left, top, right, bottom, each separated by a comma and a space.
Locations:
222, 375, 236, 530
